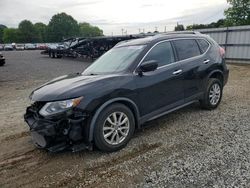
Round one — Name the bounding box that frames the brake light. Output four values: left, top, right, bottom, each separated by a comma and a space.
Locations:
219, 47, 225, 57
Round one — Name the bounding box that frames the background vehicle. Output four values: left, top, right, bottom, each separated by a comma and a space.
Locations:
4, 44, 13, 51
16, 44, 25, 50
41, 35, 152, 59
24, 32, 229, 152
36, 43, 48, 50
0, 52, 5, 66
0, 44, 4, 51
25, 43, 36, 50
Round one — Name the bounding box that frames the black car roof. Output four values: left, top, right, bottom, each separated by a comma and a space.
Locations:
115, 32, 208, 47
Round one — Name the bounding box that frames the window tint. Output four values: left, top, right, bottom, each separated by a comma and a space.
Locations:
197, 39, 210, 53
173, 39, 201, 61
143, 41, 174, 67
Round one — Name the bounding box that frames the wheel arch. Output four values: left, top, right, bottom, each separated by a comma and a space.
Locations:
207, 70, 224, 84
88, 97, 140, 142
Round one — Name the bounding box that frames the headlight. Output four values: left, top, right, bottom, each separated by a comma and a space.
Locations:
39, 97, 83, 116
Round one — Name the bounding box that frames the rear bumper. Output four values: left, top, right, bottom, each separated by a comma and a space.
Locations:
24, 104, 92, 152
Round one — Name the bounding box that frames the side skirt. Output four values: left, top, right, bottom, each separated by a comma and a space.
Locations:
139, 100, 198, 125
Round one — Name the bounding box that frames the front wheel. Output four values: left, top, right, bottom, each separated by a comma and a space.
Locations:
94, 103, 135, 152
200, 78, 223, 110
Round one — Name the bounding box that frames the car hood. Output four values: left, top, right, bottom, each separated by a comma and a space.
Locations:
30, 73, 119, 101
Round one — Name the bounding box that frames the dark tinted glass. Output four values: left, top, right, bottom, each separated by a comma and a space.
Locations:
197, 39, 210, 53
143, 41, 174, 67
173, 39, 201, 61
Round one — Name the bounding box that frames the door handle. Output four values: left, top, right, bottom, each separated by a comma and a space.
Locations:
172, 69, 182, 75
203, 59, 210, 64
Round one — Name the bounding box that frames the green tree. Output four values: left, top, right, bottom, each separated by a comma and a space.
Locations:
78, 22, 103, 37
47, 12, 79, 42
18, 20, 38, 42
224, 0, 250, 26
3, 28, 20, 43
174, 24, 185, 31
34, 22, 47, 42
0, 24, 7, 43
186, 19, 226, 30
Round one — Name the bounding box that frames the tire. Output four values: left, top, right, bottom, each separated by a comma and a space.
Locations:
200, 78, 223, 110
94, 103, 135, 152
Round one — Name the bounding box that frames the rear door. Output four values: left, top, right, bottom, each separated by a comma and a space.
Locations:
172, 39, 206, 101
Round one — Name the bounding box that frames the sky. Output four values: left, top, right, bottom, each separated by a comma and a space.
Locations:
0, 0, 229, 35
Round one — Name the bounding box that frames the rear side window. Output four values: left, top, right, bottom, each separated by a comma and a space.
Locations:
197, 39, 210, 53
143, 41, 175, 67
173, 39, 201, 61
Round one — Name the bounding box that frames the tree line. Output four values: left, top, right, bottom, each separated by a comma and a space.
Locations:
175, 0, 250, 31
0, 12, 103, 43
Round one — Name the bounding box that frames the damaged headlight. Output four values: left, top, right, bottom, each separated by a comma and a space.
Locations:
39, 97, 83, 116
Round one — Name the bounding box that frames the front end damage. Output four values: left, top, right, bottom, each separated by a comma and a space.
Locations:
24, 102, 92, 152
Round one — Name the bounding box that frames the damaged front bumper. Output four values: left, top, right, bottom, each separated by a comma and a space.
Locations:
24, 102, 92, 152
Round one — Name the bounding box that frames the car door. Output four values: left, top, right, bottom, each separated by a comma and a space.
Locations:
135, 41, 184, 117
172, 39, 206, 101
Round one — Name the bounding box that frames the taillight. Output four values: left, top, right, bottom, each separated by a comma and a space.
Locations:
219, 46, 225, 58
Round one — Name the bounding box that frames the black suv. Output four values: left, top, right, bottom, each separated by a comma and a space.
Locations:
24, 32, 229, 152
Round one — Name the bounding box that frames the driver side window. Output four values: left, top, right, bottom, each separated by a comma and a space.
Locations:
143, 41, 175, 67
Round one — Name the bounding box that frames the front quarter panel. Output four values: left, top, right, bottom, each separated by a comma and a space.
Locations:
76, 74, 138, 114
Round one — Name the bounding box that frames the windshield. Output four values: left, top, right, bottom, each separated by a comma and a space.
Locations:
83, 45, 145, 75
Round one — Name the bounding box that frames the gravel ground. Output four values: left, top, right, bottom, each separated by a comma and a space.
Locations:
0, 51, 249, 188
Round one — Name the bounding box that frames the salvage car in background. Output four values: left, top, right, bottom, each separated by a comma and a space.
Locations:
36, 43, 48, 50
25, 43, 36, 50
24, 32, 229, 152
0, 44, 4, 51
41, 35, 152, 59
16, 44, 25, 50
0, 52, 5, 66
4, 44, 13, 51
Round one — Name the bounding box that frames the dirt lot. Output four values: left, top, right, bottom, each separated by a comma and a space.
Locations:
0, 51, 249, 188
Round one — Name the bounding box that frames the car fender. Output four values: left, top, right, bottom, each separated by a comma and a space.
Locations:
206, 69, 224, 82
88, 97, 140, 142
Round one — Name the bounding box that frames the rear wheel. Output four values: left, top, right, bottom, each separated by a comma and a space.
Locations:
94, 103, 135, 152
200, 78, 223, 109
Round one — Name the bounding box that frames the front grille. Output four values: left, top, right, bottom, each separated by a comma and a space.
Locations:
27, 101, 47, 119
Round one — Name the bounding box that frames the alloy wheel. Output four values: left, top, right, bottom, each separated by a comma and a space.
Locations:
209, 83, 221, 105
103, 112, 130, 145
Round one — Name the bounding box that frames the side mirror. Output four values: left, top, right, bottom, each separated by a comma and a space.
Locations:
137, 60, 158, 75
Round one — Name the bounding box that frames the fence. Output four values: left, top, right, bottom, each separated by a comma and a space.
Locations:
196, 25, 250, 63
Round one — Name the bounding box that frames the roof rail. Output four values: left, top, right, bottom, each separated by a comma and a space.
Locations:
161, 31, 201, 35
